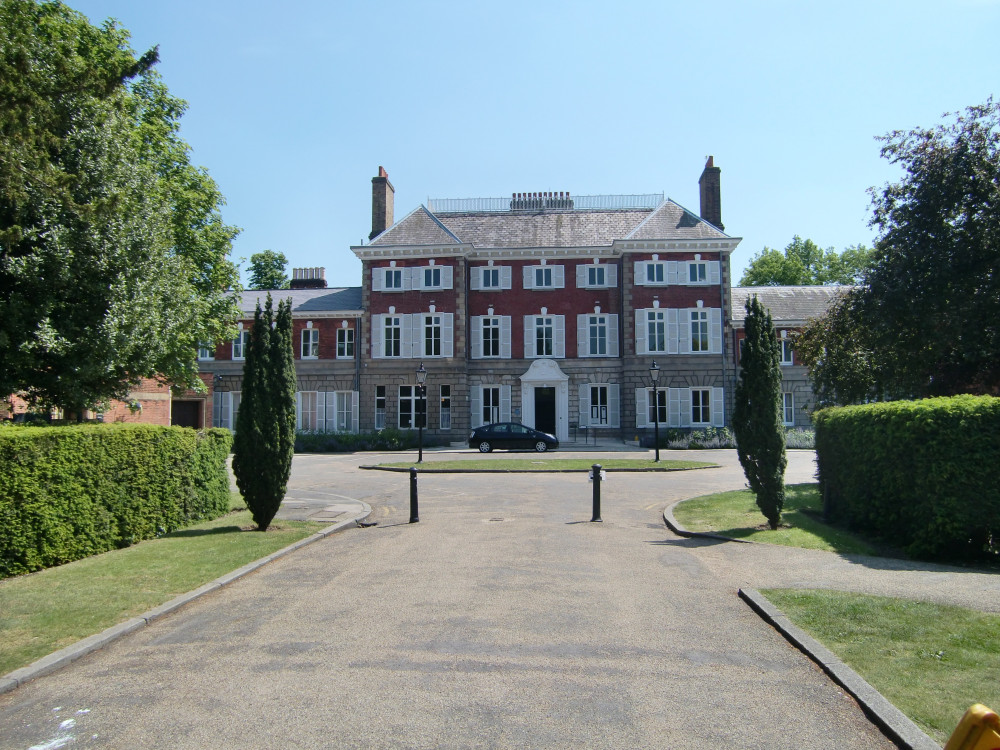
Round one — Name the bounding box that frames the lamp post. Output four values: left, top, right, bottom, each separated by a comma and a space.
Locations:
416, 362, 427, 463
650, 360, 660, 463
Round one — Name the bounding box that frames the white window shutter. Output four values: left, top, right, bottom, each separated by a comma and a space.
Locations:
667, 261, 679, 285
371, 314, 383, 358
554, 315, 565, 358
471, 316, 482, 359
412, 267, 423, 291
634, 261, 645, 286
501, 266, 512, 289
709, 261, 721, 285
470, 269, 481, 291
406, 314, 420, 358
579, 383, 590, 427
680, 388, 692, 427
553, 265, 565, 288
577, 314, 588, 357
667, 309, 679, 354
678, 309, 690, 354
635, 388, 648, 428
710, 308, 722, 354
442, 313, 454, 358
608, 315, 619, 357
470, 387, 482, 429
295, 391, 303, 430
608, 384, 620, 427
372, 268, 383, 292
313, 392, 323, 432
443, 266, 454, 290
711, 387, 724, 427
351, 391, 360, 432
668, 388, 681, 428
576, 264, 587, 288
501, 386, 512, 422
635, 310, 647, 355
500, 316, 512, 359
523, 266, 533, 290
524, 316, 534, 358
607, 264, 618, 287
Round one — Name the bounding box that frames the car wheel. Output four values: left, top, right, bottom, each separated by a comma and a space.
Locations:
534, 441, 548, 452
478, 441, 492, 453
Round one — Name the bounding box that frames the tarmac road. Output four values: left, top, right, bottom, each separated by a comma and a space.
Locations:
0, 450, 901, 749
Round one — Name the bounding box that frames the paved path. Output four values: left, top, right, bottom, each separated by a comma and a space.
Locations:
0, 449, 988, 748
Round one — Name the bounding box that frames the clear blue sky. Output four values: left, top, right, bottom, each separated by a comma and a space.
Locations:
71, 0, 999, 287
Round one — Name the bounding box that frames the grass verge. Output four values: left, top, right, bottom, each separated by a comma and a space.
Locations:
760, 588, 1000, 743
672, 483, 879, 555
374, 458, 715, 471
0, 495, 322, 676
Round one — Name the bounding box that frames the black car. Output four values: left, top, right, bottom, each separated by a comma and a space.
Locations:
469, 422, 559, 453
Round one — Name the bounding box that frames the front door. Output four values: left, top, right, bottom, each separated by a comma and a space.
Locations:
534, 387, 556, 435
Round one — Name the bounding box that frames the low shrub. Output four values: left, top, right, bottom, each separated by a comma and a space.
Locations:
0, 424, 232, 578
815, 395, 1000, 561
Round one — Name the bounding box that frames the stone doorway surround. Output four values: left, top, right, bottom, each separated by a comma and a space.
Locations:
519, 359, 569, 441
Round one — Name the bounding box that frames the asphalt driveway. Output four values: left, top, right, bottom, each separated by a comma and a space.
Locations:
0, 450, 902, 749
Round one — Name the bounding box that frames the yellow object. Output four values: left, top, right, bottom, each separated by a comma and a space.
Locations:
944, 704, 1000, 750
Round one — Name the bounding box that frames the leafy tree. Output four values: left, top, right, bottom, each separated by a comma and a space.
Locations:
732, 295, 787, 529
247, 250, 289, 290
738, 236, 871, 286
232, 294, 296, 531
0, 1, 240, 412
797, 100, 1000, 403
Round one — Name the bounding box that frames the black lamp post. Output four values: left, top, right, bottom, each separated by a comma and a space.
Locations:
650, 360, 661, 463
416, 362, 427, 463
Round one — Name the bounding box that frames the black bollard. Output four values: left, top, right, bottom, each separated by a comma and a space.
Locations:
409, 467, 419, 523
591, 463, 602, 523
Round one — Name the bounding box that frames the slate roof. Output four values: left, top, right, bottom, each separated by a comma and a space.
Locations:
731, 286, 851, 326
368, 199, 729, 249
238, 287, 363, 316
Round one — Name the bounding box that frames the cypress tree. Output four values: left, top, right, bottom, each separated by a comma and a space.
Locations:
733, 295, 787, 529
232, 294, 296, 531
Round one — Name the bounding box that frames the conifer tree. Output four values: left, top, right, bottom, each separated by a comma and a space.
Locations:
733, 295, 787, 529
232, 294, 296, 531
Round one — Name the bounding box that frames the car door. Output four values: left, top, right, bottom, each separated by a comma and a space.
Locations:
509, 423, 531, 449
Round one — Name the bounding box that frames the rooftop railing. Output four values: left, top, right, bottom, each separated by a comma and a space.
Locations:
426, 192, 664, 214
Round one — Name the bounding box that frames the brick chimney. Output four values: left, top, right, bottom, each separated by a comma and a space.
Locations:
698, 156, 724, 231
369, 166, 395, 241
289, 267, 327, 289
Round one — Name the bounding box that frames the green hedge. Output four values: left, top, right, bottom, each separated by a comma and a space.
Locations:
0, 424, 233, 578
815, 395, 1000, 560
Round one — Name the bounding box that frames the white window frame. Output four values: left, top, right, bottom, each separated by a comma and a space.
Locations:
298, 391, 319, 431
646, 310, 667, 354
423, 267, 442, 289
688, 261, 707, 284
691, 388, 711, 426
535, 316, 554, 357
646, 261, 666, 285
472, 265, 512, 290
577, 314, 619, 357
398, 385, 421, 430
384, 268, 404, 290
690, 309, 710, 353
523, 264, 565, 290
375, 385, 386, 430
440, 385, 451, 430
524, 315, 565, 359
232, 330, 250, 361
198, 342, 215, 361
783, 392, 795, 426
424, 314, 442, 357
337, 327, 354, 358
301, 328, 319, 359
482, 316, 501, 358
780, 338, 794, 365
383, 316, 402, 358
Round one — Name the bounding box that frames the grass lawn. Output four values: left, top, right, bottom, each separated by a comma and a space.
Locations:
672, 483, 879, 555
761, 588, 1000, 743
0, 495, 322, 676
373, 458, 715, 471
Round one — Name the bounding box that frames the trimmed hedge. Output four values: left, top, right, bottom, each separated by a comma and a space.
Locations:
815, 395, 1000, 561
0, 424, 233, 578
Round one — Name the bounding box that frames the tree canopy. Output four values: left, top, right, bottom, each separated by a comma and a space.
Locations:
738, 236, 872, 287
796, 99, 1000, 404
247, 249, 289, 290
732, 295, 786, 529
0, 0, 240, 411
